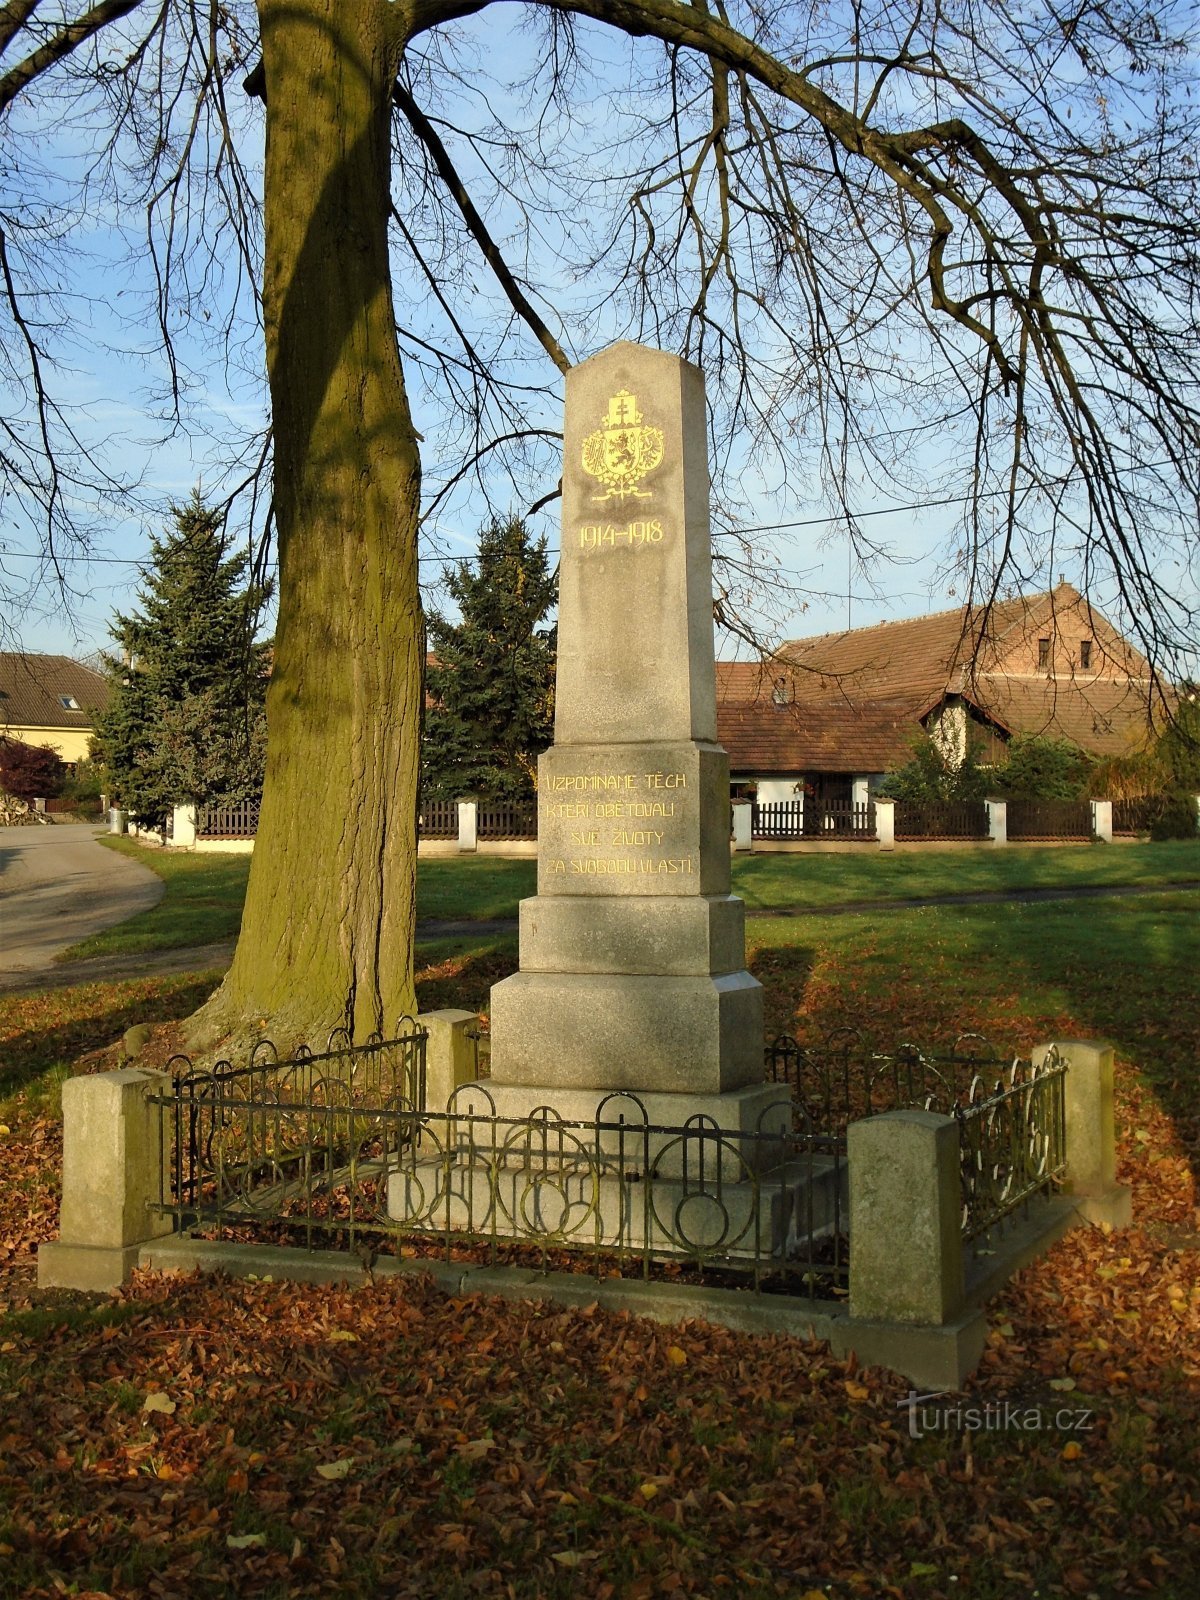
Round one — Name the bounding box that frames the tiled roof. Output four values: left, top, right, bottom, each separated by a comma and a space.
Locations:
777, 583, 1152, 704
715, 583, 1160, 772
0, 654, 108, 734
971, 675, 1159, 757
716, 688, 915, 773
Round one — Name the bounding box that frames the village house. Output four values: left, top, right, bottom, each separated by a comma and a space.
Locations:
0, 653, 108, 770
717, 584, 1160, 819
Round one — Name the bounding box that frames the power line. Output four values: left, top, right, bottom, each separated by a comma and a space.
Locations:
0, 459, 1181, 569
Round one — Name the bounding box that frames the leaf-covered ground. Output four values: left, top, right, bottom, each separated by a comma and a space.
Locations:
1, 888, 1198, 1598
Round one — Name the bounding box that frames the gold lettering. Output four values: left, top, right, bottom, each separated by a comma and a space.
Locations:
549, 773, 636, 793
578, 518, 665, 550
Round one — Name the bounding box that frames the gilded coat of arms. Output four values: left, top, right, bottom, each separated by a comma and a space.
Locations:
581, 390, 664, 502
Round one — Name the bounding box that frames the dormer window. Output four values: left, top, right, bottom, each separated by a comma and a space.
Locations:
1079, 639, 1093, 670
1037, 638, 1050, 669
771, 678, 794, 706
58, 695, 80, 710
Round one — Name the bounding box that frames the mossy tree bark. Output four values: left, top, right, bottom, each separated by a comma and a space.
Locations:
193, 0, 422, 1045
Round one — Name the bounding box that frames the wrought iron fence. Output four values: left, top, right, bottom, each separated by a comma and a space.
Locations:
894, 799, 990, 841
956, 1050, 1067, 1243
150, 1028, 847, 1298
418, 799, 458, 839
767, 1030, 1068, 1244
765, 1028, 1005, 1134
146, 1023, 1068, 1299
196, 801, 260, 839
1005, 798, 1093, 841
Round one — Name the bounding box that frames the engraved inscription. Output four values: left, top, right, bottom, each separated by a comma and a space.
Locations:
540, 766, 695, 892
579, 518, 664, 550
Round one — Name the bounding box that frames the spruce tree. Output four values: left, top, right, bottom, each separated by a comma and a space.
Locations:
92, 493, 271, 825
423, 517, 556, 802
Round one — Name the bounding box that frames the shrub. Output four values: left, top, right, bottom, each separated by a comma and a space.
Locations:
1148, 793, 1199, 841
994, 734, 1093, 800
0, 737, 64, 801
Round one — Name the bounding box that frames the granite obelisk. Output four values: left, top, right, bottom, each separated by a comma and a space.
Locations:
488, 342, 767, 1108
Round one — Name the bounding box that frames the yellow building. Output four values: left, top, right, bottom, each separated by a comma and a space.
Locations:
0, 653, 108, 768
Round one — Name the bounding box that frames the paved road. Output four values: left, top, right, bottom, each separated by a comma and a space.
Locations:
0, 822, 164, 983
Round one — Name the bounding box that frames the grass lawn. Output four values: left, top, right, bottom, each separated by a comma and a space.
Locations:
57, 836, 1200, 965
61, 839, 253, 960
2, 859, 1197, 1597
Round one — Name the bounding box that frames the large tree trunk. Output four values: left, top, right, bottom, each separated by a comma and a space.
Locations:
192, 0, 422, 1046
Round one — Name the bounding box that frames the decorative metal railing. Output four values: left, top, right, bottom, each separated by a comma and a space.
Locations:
147, 1024, 1067, 1297
417, 799, 458, 838
196, 801, 261, 839
1005, 798, 1093, 840
149, 1027, 847, 1298
765, 1029, 1002, 1134
955, 1049, 1068, 1242
894, 799, 990, 840
767, 1029, 1069, 1243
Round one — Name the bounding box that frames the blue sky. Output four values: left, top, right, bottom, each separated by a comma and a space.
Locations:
2, 3, 1194, 670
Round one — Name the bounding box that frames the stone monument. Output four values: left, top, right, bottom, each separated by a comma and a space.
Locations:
485, 341, 781, 1135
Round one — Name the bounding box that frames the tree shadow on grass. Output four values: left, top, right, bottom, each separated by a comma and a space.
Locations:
747, 943, 817, 1039
414, 939, 519, 1018
0, 976, 219, 1104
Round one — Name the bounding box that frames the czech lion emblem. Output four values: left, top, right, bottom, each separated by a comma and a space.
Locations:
581, 390, 664, 502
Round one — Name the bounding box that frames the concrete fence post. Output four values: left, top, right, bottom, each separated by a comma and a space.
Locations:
731, 799, 753, 852
1036, 1039, 1132, 1228
38, 1069, 176, 1292
874, 798, 895, 852
33, 796, 46, 813
457, 799, 478, 853
986, 797, 1007, 845
848, 1109, 965, 1326
420, 1009, 480, 1115
1092, 799, 1113, 843
171, 803, 197, 849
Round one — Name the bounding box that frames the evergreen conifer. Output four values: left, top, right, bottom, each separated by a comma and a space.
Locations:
92, 493, 271, 825
423, 517, 556, 802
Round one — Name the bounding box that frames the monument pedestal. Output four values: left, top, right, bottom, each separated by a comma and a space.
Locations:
390, 341, 800, 1267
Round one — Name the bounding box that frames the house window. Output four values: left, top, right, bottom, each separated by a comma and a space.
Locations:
59, 694, 80, 710
771, 677, 793, 706
1037, 638, 1050, 669
1079, 639, 1093, 670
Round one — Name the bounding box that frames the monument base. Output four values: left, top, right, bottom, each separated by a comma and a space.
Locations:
489, 968, 764, 1094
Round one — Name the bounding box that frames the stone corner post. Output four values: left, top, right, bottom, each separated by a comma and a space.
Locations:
986, 798, 1007, 845
874, 798, 895, 852
419, 1009, 480, 1114
848, 1109, 964, 1325
457, 799, 479, 853
38, 1068, 176, 1293
1091, 799, 1113, 843
731, 798, 753, 852
1036, 1039, 1132, 1228
171, 803, 198, 849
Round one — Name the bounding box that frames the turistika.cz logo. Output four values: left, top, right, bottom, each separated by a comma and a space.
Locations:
898, 1390, 1096, 1440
